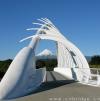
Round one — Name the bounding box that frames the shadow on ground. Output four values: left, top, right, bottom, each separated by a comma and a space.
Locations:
27, 71, 77, 96
32, 80, 77, 94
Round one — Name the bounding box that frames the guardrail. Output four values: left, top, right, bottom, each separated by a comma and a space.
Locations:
78, 68, 100, 86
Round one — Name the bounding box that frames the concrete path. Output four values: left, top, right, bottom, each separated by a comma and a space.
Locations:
10, 71, 100, 101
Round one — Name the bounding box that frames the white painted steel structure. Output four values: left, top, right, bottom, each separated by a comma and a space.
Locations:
0, 18, 99, 100
0, 34, 46, 100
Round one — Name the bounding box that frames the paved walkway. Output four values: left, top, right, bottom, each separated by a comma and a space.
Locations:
10, 71, 100, 101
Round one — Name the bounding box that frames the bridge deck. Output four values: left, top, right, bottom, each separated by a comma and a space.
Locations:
12, 71, 100, 101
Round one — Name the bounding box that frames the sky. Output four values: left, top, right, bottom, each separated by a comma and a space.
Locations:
0, 0, 100, 60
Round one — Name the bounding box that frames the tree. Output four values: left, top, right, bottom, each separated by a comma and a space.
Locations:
36, 59, 57, 71
0, 59, 12, 79
89, 55, 100, 65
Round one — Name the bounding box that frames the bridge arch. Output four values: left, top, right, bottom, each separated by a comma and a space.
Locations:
35, 29, 90, 81
21, 18, 90, 81
0, 18, 91, 100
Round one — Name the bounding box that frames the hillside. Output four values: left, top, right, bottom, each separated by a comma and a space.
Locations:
0, 59, 12, 79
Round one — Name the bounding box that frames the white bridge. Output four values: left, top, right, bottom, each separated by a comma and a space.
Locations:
0, 18, 100, 100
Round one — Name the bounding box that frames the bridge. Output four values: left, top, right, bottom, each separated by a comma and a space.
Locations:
0, 18, 100, 100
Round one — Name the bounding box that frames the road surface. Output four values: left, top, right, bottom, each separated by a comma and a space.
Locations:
7, 71, 100, 101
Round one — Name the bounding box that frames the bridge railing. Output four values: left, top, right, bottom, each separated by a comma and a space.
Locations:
78, 68, 100, 86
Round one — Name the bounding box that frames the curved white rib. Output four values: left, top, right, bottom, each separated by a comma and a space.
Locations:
0, 18, 91, 100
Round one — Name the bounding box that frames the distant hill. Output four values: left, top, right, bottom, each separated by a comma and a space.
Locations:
36, 49, 56, 60
0, 59, 12, 79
